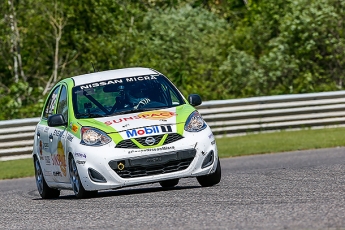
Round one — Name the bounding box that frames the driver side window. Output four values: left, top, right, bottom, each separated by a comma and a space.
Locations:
43, 86, 60, 119
56, 85, 68, 122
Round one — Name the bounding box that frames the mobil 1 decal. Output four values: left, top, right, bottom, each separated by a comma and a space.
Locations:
125, 125, 174, 138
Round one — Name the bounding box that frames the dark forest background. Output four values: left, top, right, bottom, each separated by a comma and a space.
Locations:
1, 0, 344, 119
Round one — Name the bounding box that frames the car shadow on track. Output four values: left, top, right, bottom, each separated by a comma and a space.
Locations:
32, 185, 200, 200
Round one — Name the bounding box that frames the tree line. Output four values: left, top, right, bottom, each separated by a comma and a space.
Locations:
1, 0, 344, 120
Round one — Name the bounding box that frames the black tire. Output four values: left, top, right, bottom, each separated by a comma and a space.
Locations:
197, 159, 221, 187
34, 156, 60, 199
159, 178, 179, 188
69, 156, 98, 199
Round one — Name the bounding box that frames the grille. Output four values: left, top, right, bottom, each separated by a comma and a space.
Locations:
115, 139, 137, 148
135, 134, 165, 146
109, 149, 196, 178
164, 133, 184, 144
113, 158, 193, 178
115, 133, 184, 148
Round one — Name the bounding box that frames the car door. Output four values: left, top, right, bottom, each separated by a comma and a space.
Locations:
48, 84, 70, 183
38, 85, 61, 182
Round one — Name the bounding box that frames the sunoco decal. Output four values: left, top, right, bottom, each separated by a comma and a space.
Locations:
138, 111, 175, 120
104, 111, 176, 125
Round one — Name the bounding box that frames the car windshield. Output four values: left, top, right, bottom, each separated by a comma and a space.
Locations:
72, 74, 185, 119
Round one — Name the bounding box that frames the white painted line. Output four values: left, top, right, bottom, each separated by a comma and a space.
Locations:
0, 154, 32, 161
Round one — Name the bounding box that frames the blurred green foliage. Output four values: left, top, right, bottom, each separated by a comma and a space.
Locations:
0, 0, 344, 119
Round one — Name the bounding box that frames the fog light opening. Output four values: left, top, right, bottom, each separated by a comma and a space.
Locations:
88, 168, 107, 183
201, 150, 214, 169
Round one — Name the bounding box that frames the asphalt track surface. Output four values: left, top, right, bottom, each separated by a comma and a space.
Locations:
1, 148, 345, 230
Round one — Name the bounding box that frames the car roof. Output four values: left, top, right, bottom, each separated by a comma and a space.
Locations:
71, 67, 159, 86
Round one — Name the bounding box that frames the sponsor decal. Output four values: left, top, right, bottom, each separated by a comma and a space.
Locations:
78, 75, 158, 90
76, 160, 86, 165
146, 157, 162, 163
160, 125, 172, 132
67, 134, 74, 142
208, 133, 214, 139
52, 141, 67, 176
104, 116, 140, 125
45, 156, 51, 165
43, 127, 49, 133
53, 171, 62, 177
211, 140, 216, 145
75, 152, 86, 158
128, 146, 175, 154
126, 125, 172, 138
43, 143, 49, 149
79, 80, 124, 90
53, 129, 64, 137
138, 111, 175, 120
39, 140, 43, 156
44, 169, 52, 176
104, 111, 176, 125
72, 124, 78, 133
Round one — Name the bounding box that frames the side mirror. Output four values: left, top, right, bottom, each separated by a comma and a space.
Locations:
188, 94, 202, 106
48, 114, 67, 127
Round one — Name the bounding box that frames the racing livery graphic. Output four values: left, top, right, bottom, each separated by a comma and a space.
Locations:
51, 141, 67, 177
33, 67, 221, 199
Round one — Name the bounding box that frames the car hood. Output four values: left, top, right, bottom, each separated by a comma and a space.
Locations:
76, 105, 196, 135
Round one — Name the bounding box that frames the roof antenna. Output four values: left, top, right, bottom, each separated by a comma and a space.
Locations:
91, 62, 97, 72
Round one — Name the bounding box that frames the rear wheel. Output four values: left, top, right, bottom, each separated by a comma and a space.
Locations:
69, 156, 97, 199
34, 157, 60, 199
197, 159, 221, 187
159, 178, 179, 188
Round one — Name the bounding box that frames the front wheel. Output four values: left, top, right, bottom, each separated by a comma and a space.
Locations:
69, 156, 97, 199
197, 159, 221, 187
34, 157, 60, 199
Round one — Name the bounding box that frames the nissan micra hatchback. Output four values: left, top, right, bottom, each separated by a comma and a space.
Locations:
33, 67, 221, 199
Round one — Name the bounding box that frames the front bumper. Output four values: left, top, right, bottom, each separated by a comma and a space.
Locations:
70, 128, 218, 191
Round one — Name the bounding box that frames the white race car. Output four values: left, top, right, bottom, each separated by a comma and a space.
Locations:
33, 67, 221, 199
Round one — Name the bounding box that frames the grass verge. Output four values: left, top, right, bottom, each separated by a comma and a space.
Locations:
1, 127, 345, 180
0, 158, 34, 180
216, 127, 345, 158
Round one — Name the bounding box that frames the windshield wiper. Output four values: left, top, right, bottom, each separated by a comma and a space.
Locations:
110, 109, 142, 116
140, 107, 169, 111
110, 107, 170, 116
76, 113, 106, 118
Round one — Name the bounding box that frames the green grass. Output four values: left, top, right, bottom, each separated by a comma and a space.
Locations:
216, 127, 345, 158
0, 158, 34, 180
2, 127, 345, 180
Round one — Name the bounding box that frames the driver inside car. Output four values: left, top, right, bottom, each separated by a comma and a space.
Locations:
114, 84, 151, 111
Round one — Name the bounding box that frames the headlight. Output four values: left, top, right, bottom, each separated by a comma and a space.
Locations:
80, 127, 112, 146
184, 111, 207, 132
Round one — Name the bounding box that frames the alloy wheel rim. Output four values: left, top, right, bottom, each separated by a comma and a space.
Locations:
69, 158, 80, 194
35, 159, 44, 194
